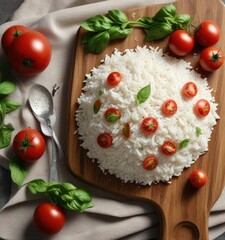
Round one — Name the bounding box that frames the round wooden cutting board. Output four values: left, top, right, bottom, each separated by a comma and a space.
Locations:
67, 0, 225, 239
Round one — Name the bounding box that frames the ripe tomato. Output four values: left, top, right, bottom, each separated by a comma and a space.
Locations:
169, 30, 194, 57
195, 20, 220, 47
33, 202, 66, 235
7, 30, 52, 76
162, 99, 178, 116
97, 133, 113, 148
13, 128, 46, 163
161, 140, 177, 156
189, 169, 207, 188
104, 108, 121, 122
194, 99, 210, 117
107, 72, 122, 86
143, 156, 158, 170
141, 117, 158, 135
1, 25, 30, 54
182, 82, 198, 98
199, 46, 224, 72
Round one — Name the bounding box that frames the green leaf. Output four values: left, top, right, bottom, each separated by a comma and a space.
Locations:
69, 189, 92, 203
136, 84, 151, 105
93, 99, 101, 114
0, 102, 6, 128
60, 182, 77, 192
0, 81, 16, 96
196, 126, 202, 137
136, 17, 153, 28
174, 14, 192, 29
145, 22, 173, 41
179, 139, 189, 150
9, 157, 27, 187
153, 4, 177, 21
85, 31, 110, 54
27, 179, 47, 194
1, 99, 21, 114
109, 26, 133, 40
107, 9, 128, 24
61, 194, 73, 202
81, 15, 113, 32
0, 123, 14, 148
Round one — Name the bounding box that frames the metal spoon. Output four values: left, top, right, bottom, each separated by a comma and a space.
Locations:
28, 84, 59, 182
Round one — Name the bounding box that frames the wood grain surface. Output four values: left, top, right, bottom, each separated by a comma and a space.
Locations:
67, 0, 225, 239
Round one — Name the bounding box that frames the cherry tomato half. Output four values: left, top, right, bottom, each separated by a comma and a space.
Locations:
13, 128, 46, 163
7, 30, 52, 76
189, 169, 207, 188
162, 99, 178, 116
195, 20, 220, 47
143, 156, 158, 170
141, 117, 158, 135
169, 30, 195, 57
107, 72, 122, 86
194, 99, 210, 117
161, 140, 177, 156
104, 108, 121, 122
122, 123, 131, 139
97, 133, 113, 148
182, 82, 198, 98
33, 202, 66, 235
199, 46, 224, 72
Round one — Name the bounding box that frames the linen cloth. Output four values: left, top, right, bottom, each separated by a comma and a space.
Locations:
0, 0, 225, 239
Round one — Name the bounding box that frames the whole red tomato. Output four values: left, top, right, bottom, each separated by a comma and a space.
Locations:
189, 169, 207, 188
1, 25, 30, 54
13, 128, 46, 163
199, 46, 224, 72
169, 30, 194, 56
7, 30, 52, 75
33, 202, 66, 235
195, 20, 220, 47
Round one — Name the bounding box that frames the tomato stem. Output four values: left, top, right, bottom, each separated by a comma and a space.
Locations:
22, 58, 33, 67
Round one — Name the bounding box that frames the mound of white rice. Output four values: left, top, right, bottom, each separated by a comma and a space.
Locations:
76, 46, 219, 185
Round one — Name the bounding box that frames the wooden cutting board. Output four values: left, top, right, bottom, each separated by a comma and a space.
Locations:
67, 0, 225, 239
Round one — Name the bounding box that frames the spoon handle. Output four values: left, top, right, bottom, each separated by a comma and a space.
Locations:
50, 137, 59, 182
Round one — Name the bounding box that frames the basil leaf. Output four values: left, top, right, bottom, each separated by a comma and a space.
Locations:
106, 113, 119, 122
61, 194, 73, 202
1, 99, 21, 114
0, 81, 16, 96
107, 9, 128, 24
85, 31, 110, 54
81, 15, 113, 32
0, 123, 14, 148
60, 182, 77, 192
9, 157, 27, 187
80, 202, 94, 212
69, 189, 92, 203
153, 4, 176, 21
109, 26, 132, 40
136, 84, 151, 105
174, 14, 192, 29
136, 17, 153, 28
93, 99, 101, 114
145, 22, 173, 41
63, 199, 82, 211
0, 102, 6, 128
196, 126, 202, 137
179, 139, 189, 150
27, 179, 47, 194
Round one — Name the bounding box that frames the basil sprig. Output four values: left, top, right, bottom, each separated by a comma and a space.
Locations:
81, 4, 191, 53
0, 63, 20, 148
27, 179, 94, 212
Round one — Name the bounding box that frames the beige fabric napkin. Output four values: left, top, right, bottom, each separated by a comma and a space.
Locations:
0, 0, 224, 239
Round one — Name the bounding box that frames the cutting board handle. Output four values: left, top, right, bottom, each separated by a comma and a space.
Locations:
158, 204, 208, 240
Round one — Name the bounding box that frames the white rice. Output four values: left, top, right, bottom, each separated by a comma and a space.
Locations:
76, 46, 219, 185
